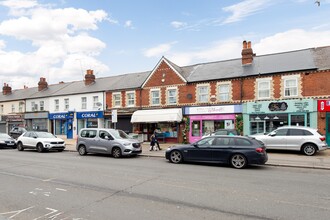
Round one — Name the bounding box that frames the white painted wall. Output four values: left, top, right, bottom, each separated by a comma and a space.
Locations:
0, 100, 25, 115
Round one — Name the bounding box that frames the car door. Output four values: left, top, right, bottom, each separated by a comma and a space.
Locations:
96, 130, 113, 153
263, 128, 288, 150
186, 137, 214, 162
28, 132, 39, 148
211, 137, 234, 162
286, 128, 305, 150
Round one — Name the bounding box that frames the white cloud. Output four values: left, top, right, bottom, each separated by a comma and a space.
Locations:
152, 29, 330, 67
222, 0, 272, 24
124, 20, 132, 28
0, 2, 110, 89
171, 21, 187, 29
143, 42, 177, 57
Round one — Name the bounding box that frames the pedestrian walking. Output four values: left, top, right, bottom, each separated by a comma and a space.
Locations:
149, 134, 157, 151
153, 129, 162, 150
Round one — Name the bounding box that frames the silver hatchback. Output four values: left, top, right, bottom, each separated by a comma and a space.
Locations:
250, 126, 328, 156
76, 128, 142, 158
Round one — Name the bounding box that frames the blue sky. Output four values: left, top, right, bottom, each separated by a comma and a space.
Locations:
0, 0, 330, 89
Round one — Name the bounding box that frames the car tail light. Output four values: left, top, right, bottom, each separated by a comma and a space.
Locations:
256, 147, 264, 153
320, 137, 326, 142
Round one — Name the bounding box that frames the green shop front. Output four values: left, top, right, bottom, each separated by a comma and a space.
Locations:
243, 99, 317, 135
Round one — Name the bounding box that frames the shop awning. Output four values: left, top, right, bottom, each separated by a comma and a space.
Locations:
131, 108, 183, 123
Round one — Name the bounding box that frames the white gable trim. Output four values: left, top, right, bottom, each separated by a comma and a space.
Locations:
141, 57, 187, 88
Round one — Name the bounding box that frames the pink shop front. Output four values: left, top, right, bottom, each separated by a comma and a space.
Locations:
184, 105, 243, 143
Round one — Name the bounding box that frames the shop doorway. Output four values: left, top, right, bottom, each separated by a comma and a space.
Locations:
326, 112, 330, 146
250, 120, 266, 135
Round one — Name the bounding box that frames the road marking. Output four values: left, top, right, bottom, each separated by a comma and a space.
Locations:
56, 188, 67, 192
0, 206, 34, 219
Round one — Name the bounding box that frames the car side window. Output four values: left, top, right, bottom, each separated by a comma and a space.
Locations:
197, 137, 214, 147
303, 130, 313, 136
23, 132, 30, 137
289, 129, 305, 136
235, 138, 252, 146
213, 137, 233, 146
99, 130, 111, 139
274, 129, 288, 136
81, 130, 97, 138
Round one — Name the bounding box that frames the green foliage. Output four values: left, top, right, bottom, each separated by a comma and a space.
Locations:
235, 114, 243, 135
182, 117, 190, 144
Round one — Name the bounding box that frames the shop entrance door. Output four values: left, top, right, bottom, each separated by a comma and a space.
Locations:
250, 120, 266, 135
326, 112, 330, 147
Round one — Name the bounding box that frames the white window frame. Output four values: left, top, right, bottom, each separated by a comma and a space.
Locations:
283, 76, 299, 97
217, 83, 230, 102
112, 93, 121, 107
31, 101, 35, 111
126, 91, 135, 107
197, 84, 209, 103
40, 101, 44, 111
11, 104, 15, 113
257, 78, 271, 100
167, 87, 177, 105
93, 96, 99, 109
64, 98, 69, 111
81, 97, 87, 109
19, 102, 23, 112
54, 99, 59, 111
150, 89, 160, 106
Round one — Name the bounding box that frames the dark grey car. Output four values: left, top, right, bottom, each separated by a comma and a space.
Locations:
76, 128, 142, 158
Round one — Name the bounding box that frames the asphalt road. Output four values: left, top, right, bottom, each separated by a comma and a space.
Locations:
0, 149, 329, 220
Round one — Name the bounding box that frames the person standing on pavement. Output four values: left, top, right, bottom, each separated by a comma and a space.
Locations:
153, 129, 162, 150
149, 134, 157, 151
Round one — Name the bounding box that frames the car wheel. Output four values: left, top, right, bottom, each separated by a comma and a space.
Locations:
17, 142, 24, 151
37, 143, 44, 153
230, 154, 247, 169
78, 145, 87, 156
302, 144, 317, 156
112, 147, 122, 158
169, 150, 183, 164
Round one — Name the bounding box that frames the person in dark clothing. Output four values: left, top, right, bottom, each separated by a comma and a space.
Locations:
149, 134, 157, 151
153, 130, 162, 150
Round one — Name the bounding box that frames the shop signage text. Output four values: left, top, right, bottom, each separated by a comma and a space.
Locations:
49, 112, 74, 120
184, 105, 242, 115
268, 102, 288, 111
77, 111, 103, 119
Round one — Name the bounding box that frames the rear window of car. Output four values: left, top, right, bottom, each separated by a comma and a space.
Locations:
235, 138, 252, 146
289, 129, 313, 136
80, 130, 97, 138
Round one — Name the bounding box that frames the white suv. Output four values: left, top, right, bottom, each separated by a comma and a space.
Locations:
76, 128, 142, 158
250, 126, 328, 156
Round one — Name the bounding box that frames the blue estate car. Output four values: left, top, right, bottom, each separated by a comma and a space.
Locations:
165, 135, 268, 169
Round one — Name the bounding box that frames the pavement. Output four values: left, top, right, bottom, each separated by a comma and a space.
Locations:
62, 137, 330, 170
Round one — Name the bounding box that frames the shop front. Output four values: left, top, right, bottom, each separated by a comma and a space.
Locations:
244, 99, 317, 135
131, 108, 183, 143
49, 112, 74, 138
5, 114, 25, 133
317, 100, 330, 146
184, 105, 242, 143
25, 112, 49, 131
76, 111, 104, 134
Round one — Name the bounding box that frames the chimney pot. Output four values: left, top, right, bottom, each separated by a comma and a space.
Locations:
38, 77, 48, 91
241, 40, 254, 65
2, 83, 12, 95
85, 69, 95, 85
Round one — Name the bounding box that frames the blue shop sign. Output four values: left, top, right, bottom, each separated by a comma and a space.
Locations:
77, 111, 103, 119
49, 112, 74, 120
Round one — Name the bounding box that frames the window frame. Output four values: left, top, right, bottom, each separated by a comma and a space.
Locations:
112, 93, 121, 107
64, 98, 69, 111
257, 79, 271, 100
284, 78, 298, 97
40, 101, 44, 111
93, 96, 99, 109
197, 84, 209, 103
167, 87, 177, 105
150, 89, 160, 106
126, 91, 135, 107
81, 97, 87, 110
54, 99, 59, 111
217, 83, 230, 102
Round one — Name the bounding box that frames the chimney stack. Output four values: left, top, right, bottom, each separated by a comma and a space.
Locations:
2, 83, 12, 95
241, 40, 254, 65
38, 77, 48, 91
84, 69, 95, 85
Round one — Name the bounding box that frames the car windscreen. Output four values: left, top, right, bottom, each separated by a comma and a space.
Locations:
37, 132, 56, 138
109, 130, 130, 139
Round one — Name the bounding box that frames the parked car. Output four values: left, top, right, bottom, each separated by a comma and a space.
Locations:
16, 131, 65, 152
0, 133, 16, 148
76, 128, 142, 158
250, 126, 328, 156
202, 129, 239, 139
165, 135, 268, 169
9, 127, 27, 139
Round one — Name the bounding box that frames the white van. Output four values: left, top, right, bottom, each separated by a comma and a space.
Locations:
76, 128, 142, 158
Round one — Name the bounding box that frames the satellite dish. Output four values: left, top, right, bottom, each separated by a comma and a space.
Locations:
96, 102, 102, 107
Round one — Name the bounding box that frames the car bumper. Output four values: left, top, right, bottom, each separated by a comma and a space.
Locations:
319, 144, 328, 151
45, 144, 66, 150
0, 143, 16, 148
249, 154, 268, 165
122, 148, 142, 156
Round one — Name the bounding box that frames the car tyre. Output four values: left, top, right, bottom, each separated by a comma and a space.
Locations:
169, 150, 183, 164
302, 144, 317, 156
230, 154, 247, 169
78, 145, 87, 156
37, 143, 44, 153
112, 147, 122, 158
17, 142, 24, 151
